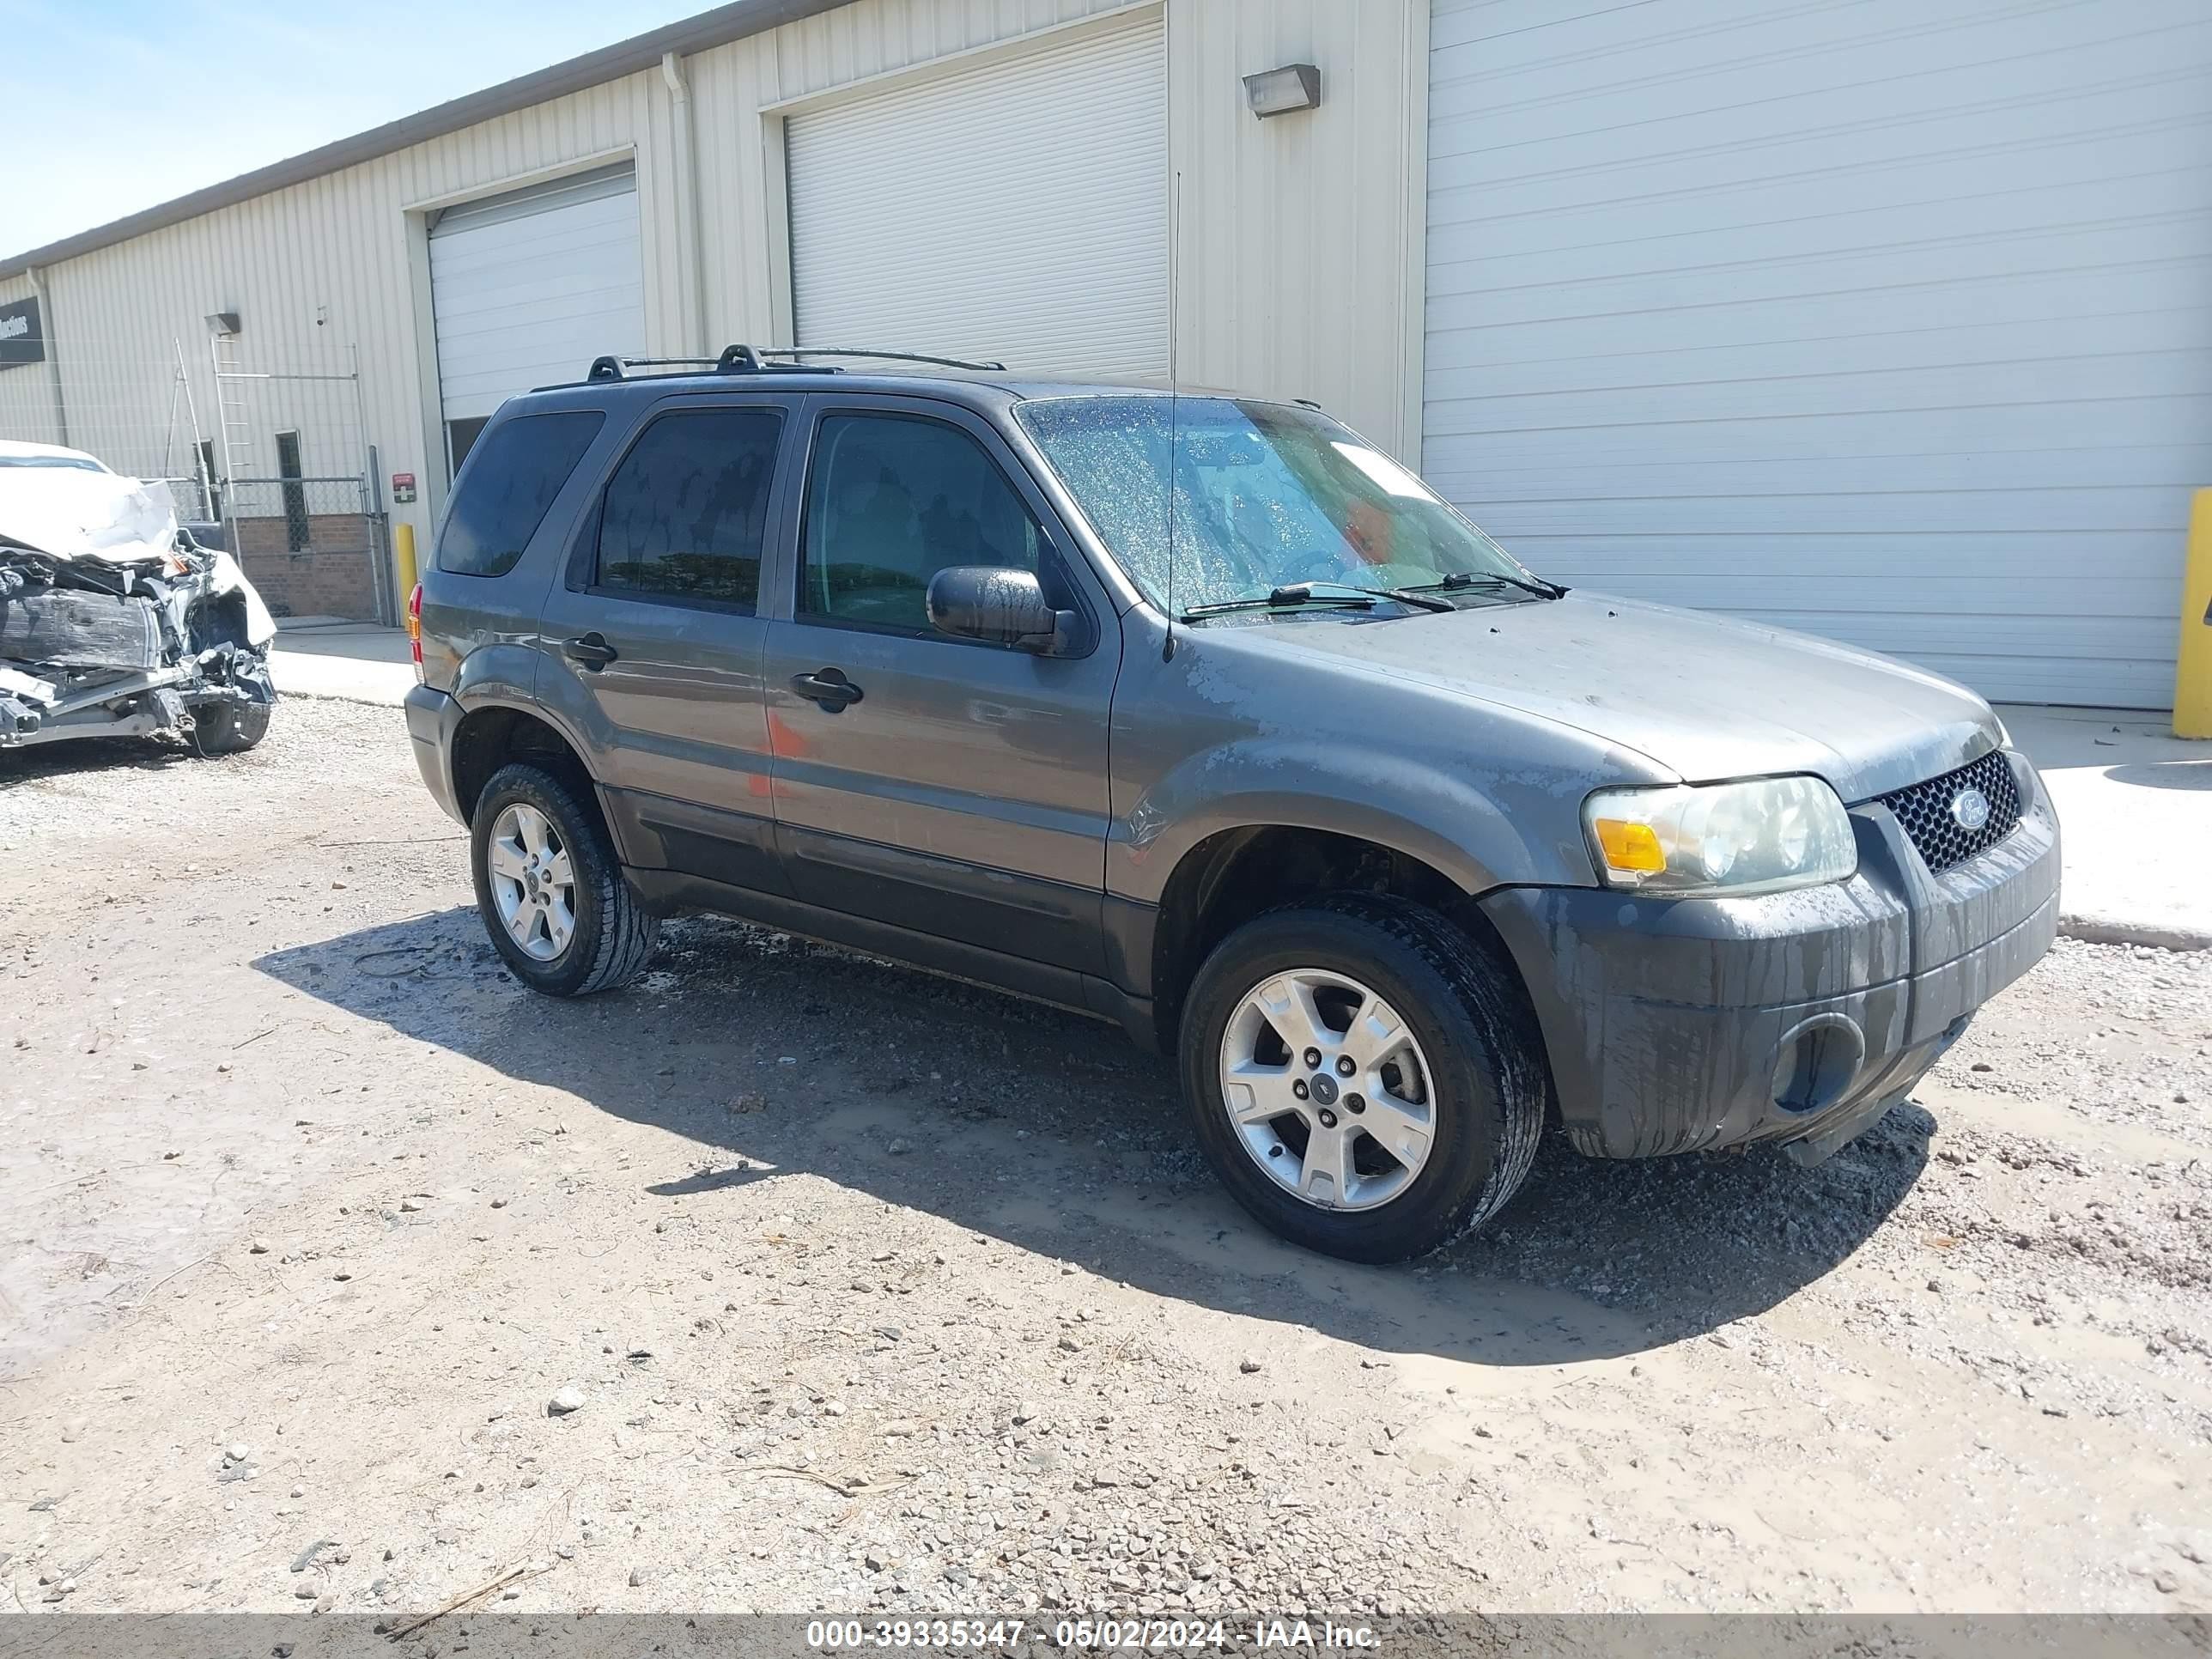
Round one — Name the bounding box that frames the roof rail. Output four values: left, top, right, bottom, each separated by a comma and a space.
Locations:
763, 345, 1008, 372
581, 347, 833, 382
577, 343, 1005, 383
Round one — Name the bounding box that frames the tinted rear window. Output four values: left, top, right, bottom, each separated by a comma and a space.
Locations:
596, 409, 783, 610
437, 410, 605, 577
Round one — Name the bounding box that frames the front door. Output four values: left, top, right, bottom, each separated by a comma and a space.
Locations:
537, 396, 795, 893
760, 397, 1121, 973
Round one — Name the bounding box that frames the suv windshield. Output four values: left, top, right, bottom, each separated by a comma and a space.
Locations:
1014, 396, 1540, 616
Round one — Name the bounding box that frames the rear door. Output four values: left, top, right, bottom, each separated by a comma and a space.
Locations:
537, 394, 797, 893
760, 394, 1121, 973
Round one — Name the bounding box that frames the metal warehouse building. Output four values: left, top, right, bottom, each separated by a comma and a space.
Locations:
3, 0, 2207, 707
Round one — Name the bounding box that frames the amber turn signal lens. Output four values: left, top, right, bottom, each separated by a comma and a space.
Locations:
1593, 817, 1666, 874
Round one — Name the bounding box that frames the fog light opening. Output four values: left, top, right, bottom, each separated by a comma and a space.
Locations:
1772, 1015, 1867, 1115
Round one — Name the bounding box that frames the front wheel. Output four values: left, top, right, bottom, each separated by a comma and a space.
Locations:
471, 762, 658, 996
1179, 895, 1548, 1262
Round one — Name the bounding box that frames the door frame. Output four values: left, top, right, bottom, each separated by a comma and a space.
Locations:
536, 385, 810, 889
761, 386, 1126, 975
557, 385, 809, 611
774, 387, 1115, 635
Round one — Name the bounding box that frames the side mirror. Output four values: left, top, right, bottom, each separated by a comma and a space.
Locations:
927, 566, 1076, 654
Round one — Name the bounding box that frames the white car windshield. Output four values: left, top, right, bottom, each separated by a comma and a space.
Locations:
0, 454, 106, 471
1014, 395, 1540, 615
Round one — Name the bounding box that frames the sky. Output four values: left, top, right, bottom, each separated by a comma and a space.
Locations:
2, 0, 708, 256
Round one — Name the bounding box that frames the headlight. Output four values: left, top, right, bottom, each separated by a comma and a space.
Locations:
1583, 775, 1856, 896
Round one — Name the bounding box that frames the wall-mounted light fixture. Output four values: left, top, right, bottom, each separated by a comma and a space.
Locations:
205, 311, 240, 337
1243, 64, 1322, 118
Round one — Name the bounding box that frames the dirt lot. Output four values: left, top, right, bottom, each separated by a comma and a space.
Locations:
3, 696, 2209, 1620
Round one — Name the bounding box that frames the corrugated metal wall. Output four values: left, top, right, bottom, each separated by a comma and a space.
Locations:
2, 0, 1425, 559
1169, 0, 1427, 459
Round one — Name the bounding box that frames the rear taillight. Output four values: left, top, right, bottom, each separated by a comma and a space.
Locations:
406, 583, 423, 678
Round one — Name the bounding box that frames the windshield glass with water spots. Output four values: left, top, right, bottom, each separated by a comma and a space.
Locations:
1014, 396, 1534, 614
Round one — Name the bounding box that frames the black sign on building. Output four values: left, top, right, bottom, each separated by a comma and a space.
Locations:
0, 296, 46, 370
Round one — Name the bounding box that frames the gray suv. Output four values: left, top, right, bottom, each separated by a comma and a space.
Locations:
404, 347, 2059, 1262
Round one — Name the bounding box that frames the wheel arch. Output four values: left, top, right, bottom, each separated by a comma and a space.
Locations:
448, 698, 601, 830
1142, 820, 1534, 1060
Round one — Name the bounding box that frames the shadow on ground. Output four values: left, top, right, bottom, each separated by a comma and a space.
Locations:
255, 906, 1929, 1367
2103, 759, 2212, 791
0, 732, 200, 781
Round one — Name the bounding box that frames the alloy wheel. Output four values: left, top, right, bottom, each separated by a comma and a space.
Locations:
486, 801, 576, 963
1217, 967, 1437, 1211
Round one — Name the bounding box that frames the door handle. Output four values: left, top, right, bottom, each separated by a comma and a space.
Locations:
791, 667, 864, 711
563, 632, 618, 669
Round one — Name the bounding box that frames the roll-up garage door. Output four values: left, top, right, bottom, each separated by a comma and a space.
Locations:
1423, 0, 2212, 708
428, 163, 646, 471
786, 21, 1167, 379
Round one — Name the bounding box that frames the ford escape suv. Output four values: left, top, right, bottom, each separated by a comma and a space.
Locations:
404, 346, 2059, 1263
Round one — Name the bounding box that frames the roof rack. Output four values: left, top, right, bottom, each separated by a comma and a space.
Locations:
583, 347, 823, 381
762, 346, 1008, 372
580, 343, 1006, 382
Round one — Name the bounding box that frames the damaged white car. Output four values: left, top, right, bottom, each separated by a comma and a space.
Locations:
0, 441, 276, 754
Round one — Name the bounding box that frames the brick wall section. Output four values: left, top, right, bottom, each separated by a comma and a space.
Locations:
232, 514, 380, 620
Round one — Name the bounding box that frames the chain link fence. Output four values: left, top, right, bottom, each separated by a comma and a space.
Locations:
206, 341, 392, 623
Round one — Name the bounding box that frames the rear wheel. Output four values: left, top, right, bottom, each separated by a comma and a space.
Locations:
1179, 895, 1547, 1261
471, 762, 657, 996
191, 700, 270, 755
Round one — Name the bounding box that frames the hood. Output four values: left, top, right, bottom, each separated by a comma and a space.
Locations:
0, 465, 180, 562
1242, 592, 2001, 803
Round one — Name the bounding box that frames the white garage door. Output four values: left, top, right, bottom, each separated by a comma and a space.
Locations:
1423, 0, 2212, 708
428, 164, 646, 468
787, 21, 1167, 379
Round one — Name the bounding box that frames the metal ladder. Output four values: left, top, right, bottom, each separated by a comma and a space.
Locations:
207, 333, 254, 550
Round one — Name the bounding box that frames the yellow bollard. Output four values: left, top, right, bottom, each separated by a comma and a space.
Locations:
393, 520, 420, 604
2179, 489, 2212, 739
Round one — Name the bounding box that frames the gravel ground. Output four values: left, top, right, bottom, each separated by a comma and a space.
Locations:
2, 698, 2209, 1620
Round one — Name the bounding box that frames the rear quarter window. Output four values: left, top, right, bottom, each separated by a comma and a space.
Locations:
436, 410, 605, 577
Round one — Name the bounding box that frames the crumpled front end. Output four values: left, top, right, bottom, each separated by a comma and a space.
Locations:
1481, 750, 2060, 1164
1, 473, 277, 750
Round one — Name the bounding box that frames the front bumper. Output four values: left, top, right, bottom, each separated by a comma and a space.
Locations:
1480, 750, 2059, 1161
404, 682, 465, 824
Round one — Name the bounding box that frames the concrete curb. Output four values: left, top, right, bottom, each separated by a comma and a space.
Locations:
273, 685, 407, 710
2058, 914, 2212, 953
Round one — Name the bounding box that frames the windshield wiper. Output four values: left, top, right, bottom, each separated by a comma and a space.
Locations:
1179, 584, 1375, 621
1418, 569, 1568, 600
1312, 580, 1455, 613
1180, 580, 1454, 622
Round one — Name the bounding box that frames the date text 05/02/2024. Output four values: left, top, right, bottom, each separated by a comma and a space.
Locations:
805, 1618, 1382, 1650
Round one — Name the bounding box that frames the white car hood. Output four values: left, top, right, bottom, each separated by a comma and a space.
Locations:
2, 465, 179, 562
1, 465, 276, 647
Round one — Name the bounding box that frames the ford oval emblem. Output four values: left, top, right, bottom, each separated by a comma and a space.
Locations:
1951, 787, 1991, 832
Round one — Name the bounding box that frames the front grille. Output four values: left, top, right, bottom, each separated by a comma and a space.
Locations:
1877, 749, 2022, 873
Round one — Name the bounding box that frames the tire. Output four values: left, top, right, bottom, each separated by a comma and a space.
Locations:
471, 762, 658, 997
1179, 894, 1547, 1262
192, 700, 271, 755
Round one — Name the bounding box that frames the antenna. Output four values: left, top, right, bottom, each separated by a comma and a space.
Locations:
1163, 167, 1183, 663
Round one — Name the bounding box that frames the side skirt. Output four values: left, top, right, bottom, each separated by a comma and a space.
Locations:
625, 866, 1158, 1052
